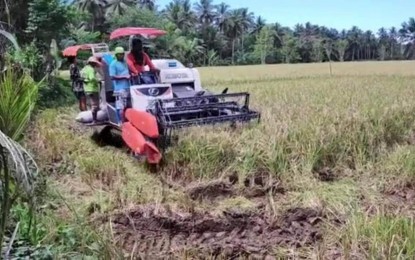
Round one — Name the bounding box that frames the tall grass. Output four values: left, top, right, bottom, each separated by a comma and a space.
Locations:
25, 61, 415, 258
340, 214, 415, 259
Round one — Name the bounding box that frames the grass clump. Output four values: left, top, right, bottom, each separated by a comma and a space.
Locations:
340, 214, 415, 259
376, 145, 415, 188
166, 127, 239, 180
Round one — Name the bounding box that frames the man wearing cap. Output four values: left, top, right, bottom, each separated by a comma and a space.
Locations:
109, 46, 131, 123
80, 56, 101, 124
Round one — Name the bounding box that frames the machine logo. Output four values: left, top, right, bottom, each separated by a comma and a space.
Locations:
165, 73, 188, 79
148, 87, 160, 96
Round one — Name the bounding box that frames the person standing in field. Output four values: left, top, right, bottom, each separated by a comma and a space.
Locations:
109, 46, 131, 123
94, 57, 104, 83
80, 56, 101, 124
68, 56, 87, 111
94, 56, 105, 99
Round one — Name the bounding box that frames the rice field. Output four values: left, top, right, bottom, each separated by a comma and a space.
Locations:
29, 60, 415, 259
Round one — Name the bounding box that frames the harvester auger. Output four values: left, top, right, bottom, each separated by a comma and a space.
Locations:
63, 27, 261, 165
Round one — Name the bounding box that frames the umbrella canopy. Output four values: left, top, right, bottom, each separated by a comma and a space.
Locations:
62, 44, 91, 57
110, 27, 167, 40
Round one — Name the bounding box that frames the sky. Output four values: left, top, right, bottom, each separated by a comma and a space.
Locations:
156, 0, 414, 32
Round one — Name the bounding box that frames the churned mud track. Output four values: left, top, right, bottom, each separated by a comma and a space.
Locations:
104, 205, 324, 259
361, 183, 415, 217
382, 184, 415, 217
167, 171, 285, 202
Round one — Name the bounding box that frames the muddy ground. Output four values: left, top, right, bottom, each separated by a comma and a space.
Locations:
99, 170, 333, 259
79, 127, 328, 258
382, 184, 415, 217
69, 124, 414, 259
103, 205, 324, 259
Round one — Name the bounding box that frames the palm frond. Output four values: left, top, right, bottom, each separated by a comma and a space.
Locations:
0, 130, 38, 197
0, 29, 20, 51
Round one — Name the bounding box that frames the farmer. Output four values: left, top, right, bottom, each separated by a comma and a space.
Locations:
68, 56, 87, 111
109, 46, 131, 123
101, 53, 116, 103
80, 56, 101, 124
94, 56, 105, 83
126, 38, 160, 83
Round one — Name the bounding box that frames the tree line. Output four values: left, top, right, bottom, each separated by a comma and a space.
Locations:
1, 0, 415, 67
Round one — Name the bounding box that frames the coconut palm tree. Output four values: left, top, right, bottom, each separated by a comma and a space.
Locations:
239, 8, 254, 32
399, 18, 415, 58
363, 30, 376, 59
72, 0, 108, 31
347, 26, 362, 60
251, 16, 266, 35
378, 27, 388, 43
225, 9, 244, 64
238, 8, 254, 54
194, 0, 216, 27
215, 2, 230, 33
389, 26, 398, 59
335, 39, 348, 61
272, 22, 286, 48
163, 0, 196, 34
106, 0, 135, 16
163, 0, 182, 26
139, 0, 155, 10
201, 25, 221, 52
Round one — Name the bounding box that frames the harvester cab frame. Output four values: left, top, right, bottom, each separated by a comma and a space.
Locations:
62, 43, 110, 58
63, 27, 261, 165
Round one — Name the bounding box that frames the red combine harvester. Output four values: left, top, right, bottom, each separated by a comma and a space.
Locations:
63, 27, 261, 164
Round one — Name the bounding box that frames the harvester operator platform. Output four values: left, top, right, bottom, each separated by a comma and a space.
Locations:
108, 42, 160, 124
71, 40, 160, 124
127, 38, 160, 81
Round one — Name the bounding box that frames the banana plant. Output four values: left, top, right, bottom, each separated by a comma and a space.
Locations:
49, 39, 62, 77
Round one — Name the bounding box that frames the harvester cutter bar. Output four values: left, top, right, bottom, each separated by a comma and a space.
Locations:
160, 101, 240, 113
154, 92, 260, 129
160, 111, 260, 129
158, 92, 252, 105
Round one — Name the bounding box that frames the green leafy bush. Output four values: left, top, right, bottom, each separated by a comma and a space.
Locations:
37, 77, 76, 110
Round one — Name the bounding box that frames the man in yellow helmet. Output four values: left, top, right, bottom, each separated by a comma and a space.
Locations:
109, 46, 131, 123
80, 56, 101, 124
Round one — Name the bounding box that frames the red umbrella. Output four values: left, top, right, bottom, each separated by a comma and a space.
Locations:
110, 27, 167, 40
62, 44, 92, 57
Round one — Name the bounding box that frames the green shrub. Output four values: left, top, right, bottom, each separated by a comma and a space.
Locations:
37, 77, 76, 110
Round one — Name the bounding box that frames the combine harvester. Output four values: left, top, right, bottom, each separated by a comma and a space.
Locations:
63, 27, 261, 164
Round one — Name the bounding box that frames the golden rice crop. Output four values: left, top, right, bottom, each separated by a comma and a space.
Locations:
28, 60, 415, 258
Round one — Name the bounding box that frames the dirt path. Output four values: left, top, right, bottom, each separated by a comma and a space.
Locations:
103, 205, 324, 259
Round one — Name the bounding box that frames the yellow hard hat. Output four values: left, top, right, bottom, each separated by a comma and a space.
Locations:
114, 46, 125, 54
